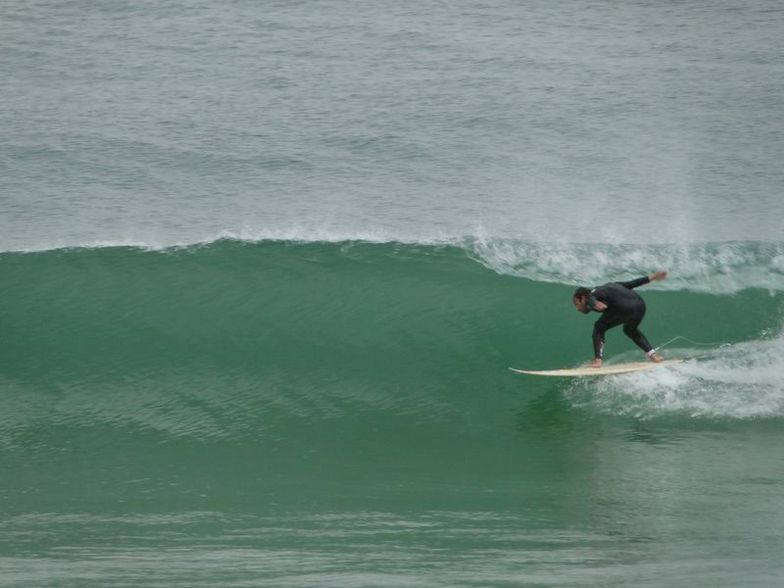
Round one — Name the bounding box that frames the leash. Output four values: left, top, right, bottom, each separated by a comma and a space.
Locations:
652, 335, 731, 354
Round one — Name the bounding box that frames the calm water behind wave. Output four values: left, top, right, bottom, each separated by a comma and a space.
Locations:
3, 0, 783, 249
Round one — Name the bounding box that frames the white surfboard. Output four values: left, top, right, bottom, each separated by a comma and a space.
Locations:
509, 359, 683, 377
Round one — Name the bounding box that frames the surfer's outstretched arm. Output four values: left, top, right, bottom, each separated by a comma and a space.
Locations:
619, 271, 667, 290
619, 276, 650, 289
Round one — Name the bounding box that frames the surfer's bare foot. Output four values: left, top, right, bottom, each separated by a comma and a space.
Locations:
589, 358, 602, 368
648, 353, 664, 363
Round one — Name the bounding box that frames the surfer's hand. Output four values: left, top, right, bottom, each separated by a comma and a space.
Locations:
589, 358, 602, 368
649, 270, 667, 282
593, 301, 607, 311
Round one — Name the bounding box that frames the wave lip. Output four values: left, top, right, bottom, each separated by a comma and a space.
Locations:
4, 233, 784, 295
0, 227, 463, 255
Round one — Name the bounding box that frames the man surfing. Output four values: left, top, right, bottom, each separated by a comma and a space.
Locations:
572, 271, 667, 368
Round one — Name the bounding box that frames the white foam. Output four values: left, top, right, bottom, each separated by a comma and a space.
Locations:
468, 238, 784, 294
567, 335, 784, 420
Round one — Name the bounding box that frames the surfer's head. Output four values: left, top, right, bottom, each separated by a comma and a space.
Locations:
572, 287, 591, 314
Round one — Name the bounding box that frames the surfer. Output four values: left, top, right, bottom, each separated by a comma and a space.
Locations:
572, 271, 667, 368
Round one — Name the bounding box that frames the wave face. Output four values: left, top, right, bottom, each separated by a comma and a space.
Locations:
1, 239, 782, 448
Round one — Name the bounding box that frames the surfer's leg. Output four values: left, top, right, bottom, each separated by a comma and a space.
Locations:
623, 318, 653, 354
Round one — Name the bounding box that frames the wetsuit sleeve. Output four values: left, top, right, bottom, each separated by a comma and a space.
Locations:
619, 276, 650, 289
592, 317, 610, 359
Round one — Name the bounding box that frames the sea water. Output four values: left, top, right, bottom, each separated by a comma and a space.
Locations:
2, 1, 784, 586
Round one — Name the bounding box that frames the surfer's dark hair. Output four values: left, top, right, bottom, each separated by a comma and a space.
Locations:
573, 287, 591, 299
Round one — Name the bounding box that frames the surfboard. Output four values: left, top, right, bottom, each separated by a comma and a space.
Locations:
509, 359, 683, 377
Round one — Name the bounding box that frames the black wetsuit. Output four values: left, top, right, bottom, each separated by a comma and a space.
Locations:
586, 276, 653, 359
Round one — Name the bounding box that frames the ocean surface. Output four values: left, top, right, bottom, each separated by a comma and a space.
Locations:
2, 1, 784, 586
